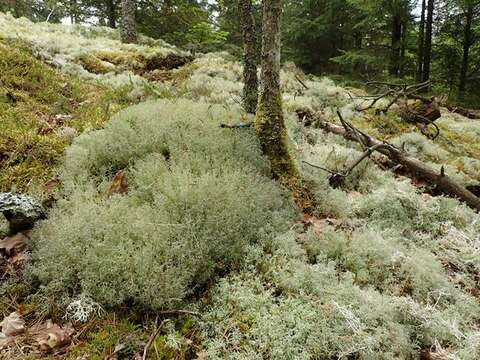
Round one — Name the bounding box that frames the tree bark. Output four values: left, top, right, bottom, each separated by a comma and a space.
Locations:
255, 0, 298, 183
107, 0, 117, 28
389, 14, 402, 76
238, 0, 258, 114
121, 0, 137, 44
422, 0, 434, 84
416, 0, 426, 82
458, 4, 473, 99
399, 21, 407, 78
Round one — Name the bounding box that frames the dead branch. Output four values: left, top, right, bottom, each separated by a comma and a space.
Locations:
295, 74, 309, 90
157, 309, 200, 316
356, 89, 396, 112
302, 161, 336, 175
302, 111, 480, 211
445, 105, 480, 119
220, 123, 253, 129
142, 319, 170, 360
357, 80, 432, 114
355, 80, 442, 139
304, 143, 390, 188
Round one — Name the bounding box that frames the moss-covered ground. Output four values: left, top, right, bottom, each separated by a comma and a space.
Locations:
0, 38, 136, 193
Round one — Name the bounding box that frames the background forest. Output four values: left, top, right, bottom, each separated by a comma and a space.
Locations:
2, 0, 479, 105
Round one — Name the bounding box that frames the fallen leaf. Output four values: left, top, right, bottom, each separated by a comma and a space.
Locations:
108, 170, 128, 196
0, 312, 25, 336
0, 232, 29, 255
31, 320, 75, 352
44, 177, 60, 194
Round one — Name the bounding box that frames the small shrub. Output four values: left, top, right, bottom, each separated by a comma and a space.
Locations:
392, 132, 450, 162
28, 99, 294, 310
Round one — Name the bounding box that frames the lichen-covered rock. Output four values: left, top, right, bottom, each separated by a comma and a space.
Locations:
0, 193, 45, 233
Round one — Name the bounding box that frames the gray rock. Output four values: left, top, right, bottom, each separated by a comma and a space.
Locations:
0, 193, 45, 233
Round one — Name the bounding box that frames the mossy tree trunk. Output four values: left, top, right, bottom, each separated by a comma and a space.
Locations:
255, 0, 299, 183
120, 0, 137, 44
238, 0, 258, 114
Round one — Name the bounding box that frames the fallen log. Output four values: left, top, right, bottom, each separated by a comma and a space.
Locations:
445, 105, 480, 119
353, 81, 442, 138
303, 111, 480, 211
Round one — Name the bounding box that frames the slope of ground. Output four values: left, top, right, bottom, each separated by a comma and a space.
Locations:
0, 13, 193, 96
1, 16, 480, 360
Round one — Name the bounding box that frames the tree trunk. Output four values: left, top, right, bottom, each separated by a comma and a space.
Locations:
416, 0, 426, 82
399, 21, 407, 78
389, 14, 402, 76
422, 0, 434, 84
238, 0, 258, 114
121, 0, 137, 44
458, 4, 473, 100
107, 0, 117, 28
255, 0, 298, 183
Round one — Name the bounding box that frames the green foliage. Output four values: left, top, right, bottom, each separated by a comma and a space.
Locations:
184, 22, 229, 52
28, 100, 294, 310
65, 315, 144, 360
330, 49, 385, 74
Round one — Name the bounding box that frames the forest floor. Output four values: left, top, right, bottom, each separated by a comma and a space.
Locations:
2, 13, 480, 360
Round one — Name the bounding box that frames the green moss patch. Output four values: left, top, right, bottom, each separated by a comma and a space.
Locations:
0, 38, 136, 193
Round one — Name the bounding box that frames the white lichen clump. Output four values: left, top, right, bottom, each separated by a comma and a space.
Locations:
65, 294, 103, 322
0, 12, 187, 90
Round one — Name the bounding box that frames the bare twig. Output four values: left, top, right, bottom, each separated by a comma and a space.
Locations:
295, 74, 309, 90
302, 161, 336, 175
142, 319, 170, 360
304, 143, 390, 188
46, 7, 56, 22
355, 89, 395, 111
357, 80, 432, 113
220, 123, 253, 129
157, 309, 200, 316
